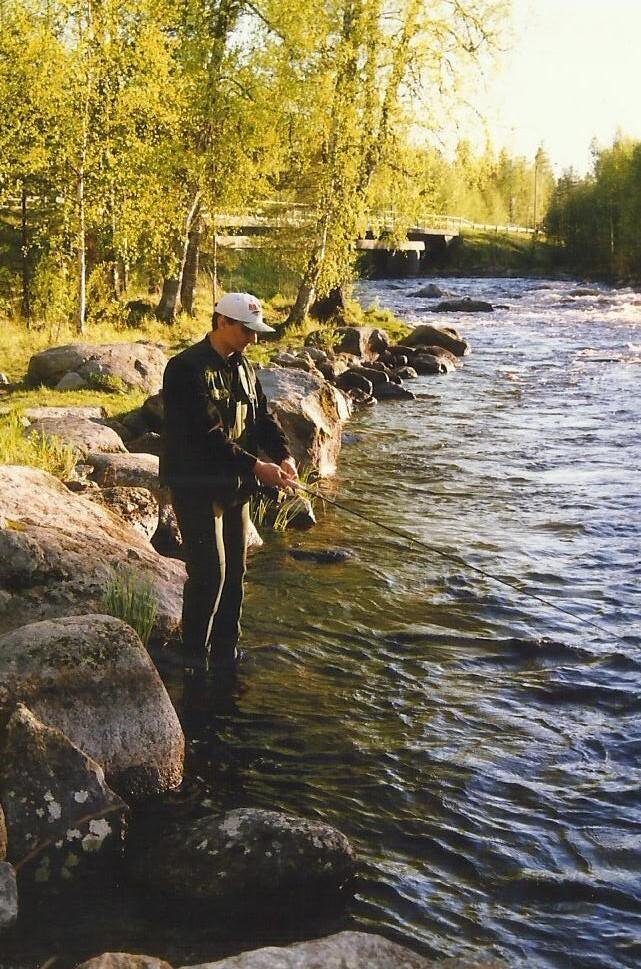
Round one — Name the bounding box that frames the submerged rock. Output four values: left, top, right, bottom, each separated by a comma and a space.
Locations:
0, 862, 18, 934
0, 465, 184, 640
129, 808, 356, 915
432, 297, 493, 313
289, 547, 352, 564
181, 931, 434, 969
0, 615, 185, 801
75, 957, 172, 969
0, 704, 127, 886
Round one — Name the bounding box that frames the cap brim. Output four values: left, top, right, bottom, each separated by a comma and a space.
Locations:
242, 320, 275, 333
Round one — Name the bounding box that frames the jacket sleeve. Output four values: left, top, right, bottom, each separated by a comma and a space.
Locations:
163, 355, 258, 475
253, 375, 292, 464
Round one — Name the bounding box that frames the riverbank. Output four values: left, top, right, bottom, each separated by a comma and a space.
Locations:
0, 299, 480, 967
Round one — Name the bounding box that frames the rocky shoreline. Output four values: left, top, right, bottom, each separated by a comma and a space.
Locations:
0, 321, 505, 969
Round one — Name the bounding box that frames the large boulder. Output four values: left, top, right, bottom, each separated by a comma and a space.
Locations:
25, 416, 127, 460
129, 808, 355, 914
0, 616, 184, 801
179, 931, 431, 969
86, 452, 160, 492
27, 343, 168, 394
0, 862, 17, 934
23, 406, 107, 421
0, 704, 127, 884
402, 324, 470, 357
0, 465, 184, 640
257, 369, 351, 477
335, 326, 389, 361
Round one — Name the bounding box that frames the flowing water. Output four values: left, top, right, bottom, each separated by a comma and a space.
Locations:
4, 276, 641, 969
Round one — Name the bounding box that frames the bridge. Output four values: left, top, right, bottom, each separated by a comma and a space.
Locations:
209, 204, 535, 274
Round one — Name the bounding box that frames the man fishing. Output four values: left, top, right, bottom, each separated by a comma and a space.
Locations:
161, 292, 298, 675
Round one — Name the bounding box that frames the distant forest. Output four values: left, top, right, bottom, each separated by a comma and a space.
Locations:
547, 136, 641, 279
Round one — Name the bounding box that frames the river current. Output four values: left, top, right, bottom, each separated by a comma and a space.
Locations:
4, 276, 641, 969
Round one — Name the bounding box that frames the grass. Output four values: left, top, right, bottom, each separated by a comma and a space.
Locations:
250, 467, 321, 531
101, 567, 158, 647
446, 229, 560, 275
0, 410, 78, 478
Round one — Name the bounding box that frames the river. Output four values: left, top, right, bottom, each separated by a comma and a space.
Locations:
4, 276, 641, 969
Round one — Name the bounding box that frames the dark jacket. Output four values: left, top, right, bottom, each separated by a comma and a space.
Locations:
160, 336, 290, 495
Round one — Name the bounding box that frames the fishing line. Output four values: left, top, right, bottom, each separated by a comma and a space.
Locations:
293, 481, 629, 647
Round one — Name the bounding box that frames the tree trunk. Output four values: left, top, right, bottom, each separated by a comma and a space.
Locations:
20, 183, 31, 327
156, 194, 202, 324
77, 163, 87, 335
285, 217, 329, 328
180, 215, 201, 315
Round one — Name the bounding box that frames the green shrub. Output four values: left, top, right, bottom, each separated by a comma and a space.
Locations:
101, 567, 158, 647
0, 411, 77, 478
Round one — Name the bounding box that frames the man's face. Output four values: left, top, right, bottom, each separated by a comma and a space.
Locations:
220, 316, 258, 354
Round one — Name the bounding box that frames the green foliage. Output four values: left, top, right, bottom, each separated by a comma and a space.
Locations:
0, 411, 77, 479
546, 135, 641, 278
447, 229, 559, 274
101, 567, 158, 647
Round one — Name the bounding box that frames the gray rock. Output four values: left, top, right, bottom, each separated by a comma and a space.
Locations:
130, 808, 355, 913
128, 432, 162, 457
258, 369, 351, 478
0, 804, 6, 861
569, 287, 600, 297
348, 365, 390, 387
27, 343, 168, 394
334, 370, 373, 396
402, 325, 470, 357
75, 956, 172, 969
23, 406, 107, 421
393, 366, 418, 380
181, 931, 433, 969
432, 298, 493, 314
0, 704, 127, 885
416, 346, 460, 372
141, 394, 164, 433
0, 466, 184, 641
25, 417, 127, 459
0, 862, 18, 934
55, 372, 89, 391
371, 382, 416, 401
86, 452, 160, 491
302, 347, 329, 364
410, 283, 445, 298
0, 616, 184, 801
335, 326, 389, 361
412, 354, 443, 375
94, 487, 160, 541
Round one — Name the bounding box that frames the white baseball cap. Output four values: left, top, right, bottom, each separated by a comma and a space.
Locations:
214, 292, 275, 333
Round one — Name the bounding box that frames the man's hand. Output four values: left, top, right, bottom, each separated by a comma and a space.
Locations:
254, 459, 297, 491
280, 457, 299, 483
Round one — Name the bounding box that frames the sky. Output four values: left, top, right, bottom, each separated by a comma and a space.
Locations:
481, 0, 641, 174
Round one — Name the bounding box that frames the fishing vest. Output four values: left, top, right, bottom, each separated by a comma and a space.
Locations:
203, 355, 258, 447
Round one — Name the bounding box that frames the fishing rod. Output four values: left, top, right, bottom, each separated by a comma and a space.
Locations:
292, 481, 628, 647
